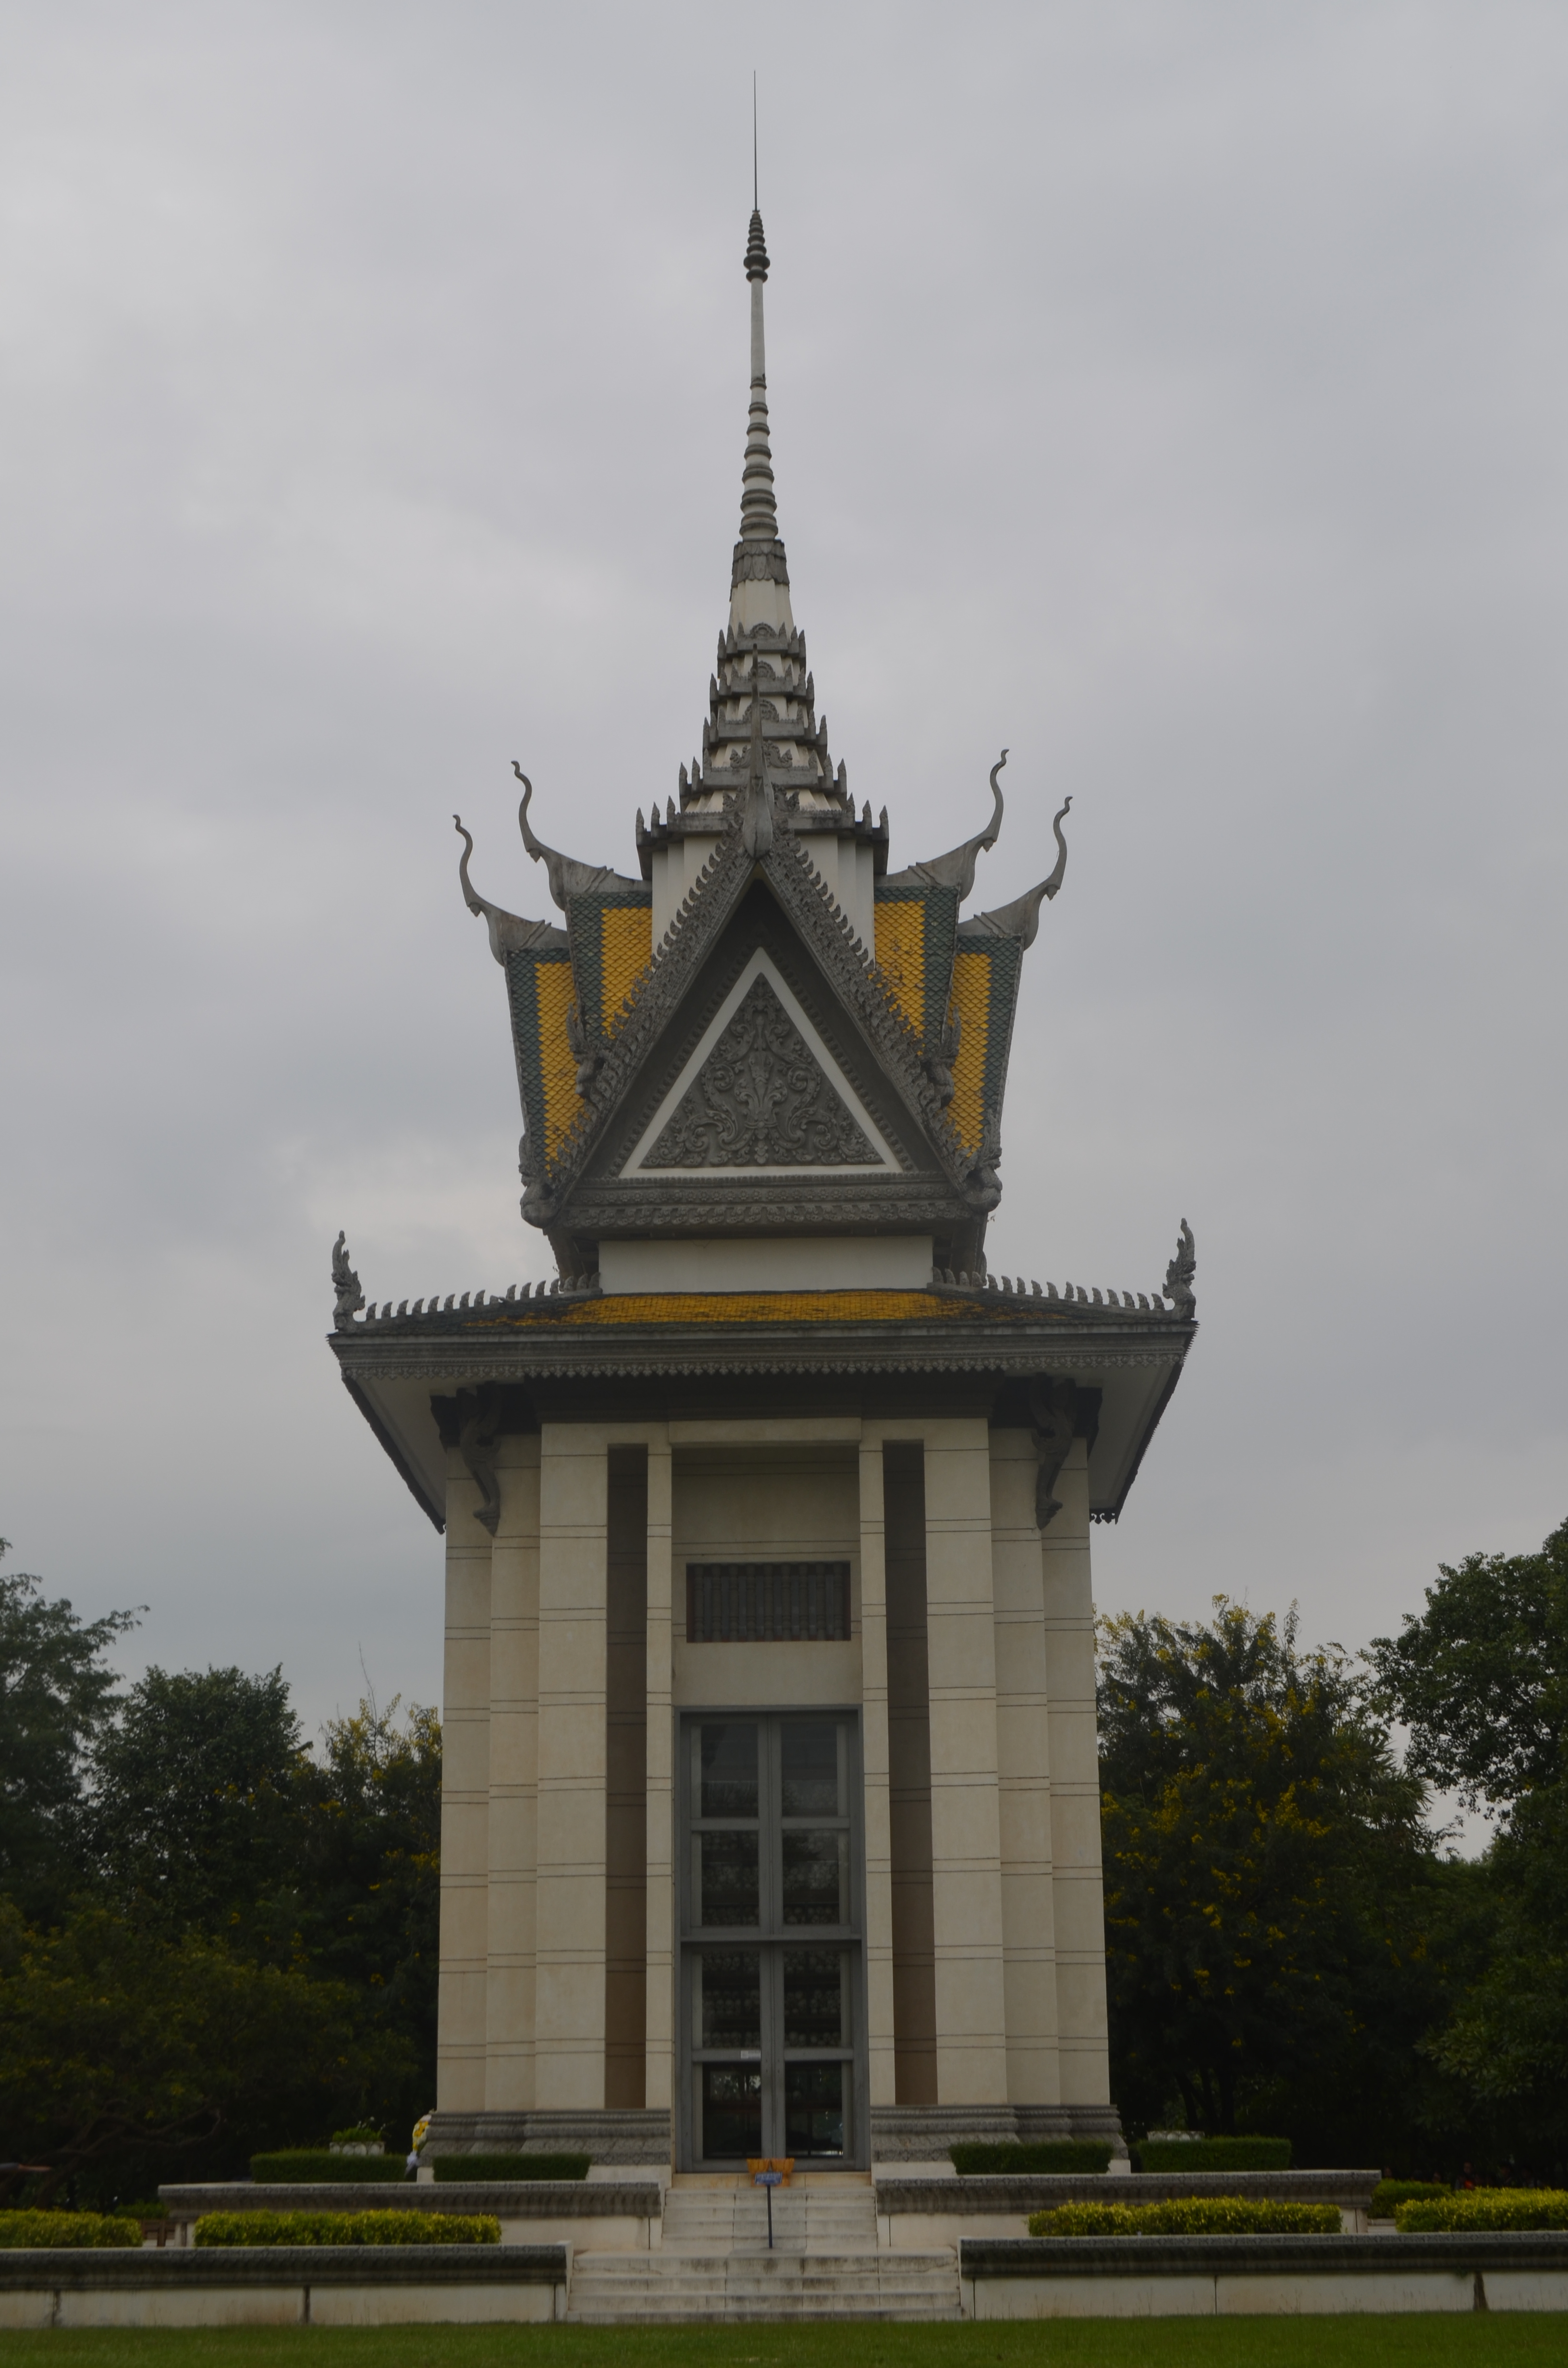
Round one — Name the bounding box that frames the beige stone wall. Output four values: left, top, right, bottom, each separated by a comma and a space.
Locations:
670, 1435, 862, 1709
434, 1408, 1112, 2130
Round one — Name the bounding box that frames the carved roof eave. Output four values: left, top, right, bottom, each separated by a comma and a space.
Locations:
331, 1302, 1196, 1526
453, 818, 567, 961
535, 815, 985, 1231
332, 1315, 1196, 1380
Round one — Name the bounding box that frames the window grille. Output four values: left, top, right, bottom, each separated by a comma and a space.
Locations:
686, 1562, 851, 1643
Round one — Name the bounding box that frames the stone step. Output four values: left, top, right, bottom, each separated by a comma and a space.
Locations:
567, 2247, 962, 2324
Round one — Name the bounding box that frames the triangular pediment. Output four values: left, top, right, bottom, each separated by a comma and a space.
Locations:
622, 956, 900, 1177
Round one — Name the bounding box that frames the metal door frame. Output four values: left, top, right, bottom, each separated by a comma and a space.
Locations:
675, 1706, 868, 2171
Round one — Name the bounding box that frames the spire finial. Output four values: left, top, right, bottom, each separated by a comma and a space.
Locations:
753, 71, 759, 211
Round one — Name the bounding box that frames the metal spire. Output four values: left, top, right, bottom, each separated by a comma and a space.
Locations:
739, 202, 777, 547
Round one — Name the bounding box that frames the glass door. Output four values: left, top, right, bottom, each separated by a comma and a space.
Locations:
680, 1714, 865, 2168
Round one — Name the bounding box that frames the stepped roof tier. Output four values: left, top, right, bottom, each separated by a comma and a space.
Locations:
330, 205, 1197, 1530
452, 205, 1076, 1283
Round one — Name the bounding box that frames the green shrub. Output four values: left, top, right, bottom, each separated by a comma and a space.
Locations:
1029, 2198, 1339, 2237
330, 2127, 384, 2149
1134, 2137, 1292, 2172
250, 2152, 407, 2184
196, 2211, 499, 2247
950, 2142, 1113, 2177
1370, 2180, 1451, 2217
431, 2152, 590, 2182
1396, 2189, 1568, 2233
0, 2212, 142, 2249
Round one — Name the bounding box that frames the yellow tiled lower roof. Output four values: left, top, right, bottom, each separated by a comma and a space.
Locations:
477, 1291, 1032, 1328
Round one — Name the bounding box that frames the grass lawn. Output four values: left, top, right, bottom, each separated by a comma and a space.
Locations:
4, 2324, 1568, 2368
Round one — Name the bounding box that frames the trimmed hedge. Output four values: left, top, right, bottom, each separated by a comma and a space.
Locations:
1371, 2180, 1451, 2217
0, 2211, 142, 2249
1396, 2189, 1568, 2233
950, 2142, 1113, 2177
1029, 2198, 1339, 2237
250, 2153, 407, 2184
1134, 2137, 1292, 2173
196, 2211, 500, 2247
431, 2153, 590, 2183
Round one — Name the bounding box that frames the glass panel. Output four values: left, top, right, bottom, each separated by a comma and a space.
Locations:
784, 2060, 844, 2156
783, 1949, 845, 2047
781, 1827, 848, 1924
702, 2063, 762, 2158
699, 1952, 761, 2050
700, 1722, 759, 1819
781, 1721, 841, 1816
699, 1830, 759, 1926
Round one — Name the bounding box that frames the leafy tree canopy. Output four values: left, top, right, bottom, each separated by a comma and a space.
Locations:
1369, 1517, 1568, 1810
1099, 1597, 1442, 2143
0, 1540, 139, 1923
0, 1898, 402, 2206
90, 1664, 304, 1935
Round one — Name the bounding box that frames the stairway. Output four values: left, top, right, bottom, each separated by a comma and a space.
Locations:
662, 2183, 879, 2253
565, 2182, 963, 2323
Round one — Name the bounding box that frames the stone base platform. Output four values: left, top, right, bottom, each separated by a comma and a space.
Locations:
961, 2232, 1568, 2319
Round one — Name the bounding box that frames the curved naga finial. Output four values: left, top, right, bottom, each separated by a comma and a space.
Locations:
514, 761, 642, 911
883, 747, 1007, 898
957, 796, 1072, 949
1163, 1218, 1197, 1316
331, 1230, 365, 1331
453, 814, 483, 917
453, 812, 566, 963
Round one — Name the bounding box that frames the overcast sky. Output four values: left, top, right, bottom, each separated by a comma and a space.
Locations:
2, 3, 1564, 1807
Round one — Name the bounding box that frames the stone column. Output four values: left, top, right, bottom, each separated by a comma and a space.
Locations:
533, 1422, 610, 2109
644, 1435, 676, 2121
485, 1436, 540, 2111
858, 1430, 897, 2108
437, 1447, 494, 2111
922, 1418, 1009, 2106
989, 1429, 1061, 2109
1042, 1438, 1112, 2109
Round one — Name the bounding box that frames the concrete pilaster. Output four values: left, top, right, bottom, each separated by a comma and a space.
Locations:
485, 1437, 540, 2111
1042, 1439, 1111, 2106
438, 1449, 493, 2112
644, 1437, 676, 2120
990, 1430, 1061, 2106
858, 1431, 896, 2108
534, 1424, 610, 2109
922, 1420, 1008, 2106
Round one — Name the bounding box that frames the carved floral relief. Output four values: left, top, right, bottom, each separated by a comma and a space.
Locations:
644, 973, 879, 1169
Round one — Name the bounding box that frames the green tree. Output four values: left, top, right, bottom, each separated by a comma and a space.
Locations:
0, 1898, 403, 2206
90, 1665, 304, 1936
290, 1695, 441, 2059
1370, 1518, 1568, 1807
1099, 1598, 1451, 2153
1372, 1520, 1568, 2172
0, 1541, 139, 1923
